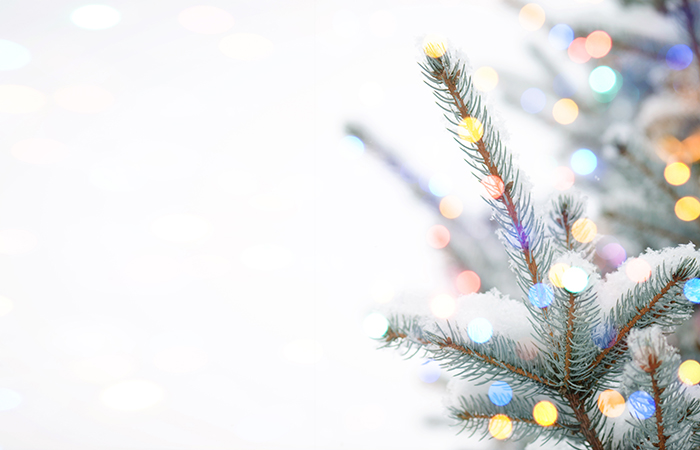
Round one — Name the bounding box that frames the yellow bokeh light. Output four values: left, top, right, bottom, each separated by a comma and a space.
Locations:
458, 117, 484, 143
664, 162, 691, 186
676, 196, 700, 221
656, 134, 700, 164
0, 85, 46, 113
473, 67, 499, 92
219, 33, 273, 60
519, 4, 546, 31
597, 389, 625, 418
430, 293, 456, 319
548, 263, 569, 288
439, 195, 463, 219
489, 414, 513, 440
533, 400, 557, 426
552, 99, 579, 125
572, 218, 597, 243
422, 35, 447, 58
679, 360, 700, 385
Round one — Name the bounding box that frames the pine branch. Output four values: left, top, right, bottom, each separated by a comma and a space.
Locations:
649, 366, 668, 450
549, 195, 595, 259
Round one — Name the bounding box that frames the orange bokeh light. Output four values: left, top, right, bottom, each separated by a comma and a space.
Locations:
585, 31, 612, 58
489, 414, 513, 440
456, 270, 481, 295
481, 175, 505, 199
597, 389, 625, 417
625, 258, 652, 283
427, 225, 450, 249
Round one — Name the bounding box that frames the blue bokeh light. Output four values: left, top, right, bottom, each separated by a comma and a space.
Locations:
520, 88, 546, 114
666, 44, 693, 70
591, 322, 617, 349
570, 149, 597, 175
589, 66, 617, 93
548, 24, 574, 50
553, 74, 577, 98
628, 391, 655, 420
488, 381, 513, 406
684, 278, 700, 304
467, 318, 493, 344
0, 40, 31, 71
529, 283, 554, 308
418, 359, 441, 383
429, 174, 452, 197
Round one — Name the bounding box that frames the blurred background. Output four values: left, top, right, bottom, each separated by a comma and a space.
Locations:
0, 0, 697, 449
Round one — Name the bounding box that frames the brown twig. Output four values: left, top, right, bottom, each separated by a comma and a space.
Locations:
564, 292, 576, 386
649, 357, 668, 450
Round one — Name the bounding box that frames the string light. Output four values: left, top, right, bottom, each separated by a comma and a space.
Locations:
533, 401, 557, 426
678, 360, 700, 385
597, 389, 625, 417
553, 99, 579, 125
481, 175, 505, 199
628, 391, 655, 420
675, 196, 700, 221
528, 283, 554, 308
489, 414, 513, 440
488, 381, 513, 406
684, 278, 700, 303
664, 162, 690, 186
548, 263, 569, 288
561, 266, 588, 293
585, 31, 612, 58
456, 270, 481, 295
439, 195, 463, 219
423, 35, 447, 58
458, 117, 484, 142
572, 218, 597, 243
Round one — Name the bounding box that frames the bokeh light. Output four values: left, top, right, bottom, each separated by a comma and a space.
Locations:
423, 35, 447, 58
528, 283, 554, 308
429, 174, 452, 197
675, 196, 700, 221
100, 380, 164, 411
0, 40, 31, 70
664, 162, 691, 185
553, 99, 579, 125
684, 278, 700, 303
570, 149, 597, 175
589, 66, 616, 93
456, 270, 481, 295
427, 225, 450, 249
568, 37, 591, 64
600, 243, 626, 267
666, 45, 693, 70
628, 391, 655, 420
521, 88, 546, 114
370, 280, 394, 304
363, 312, 389, 338
418, 359, 441, 383
585, 31, 612, 58
239, 244, 293, 270
519, 4, 545, 31
431, 293, 456, 319
597, 389, 625, 417
339, 135, 365, 158
219, 33, 274, 60
71, 5, 121, 29
592, 322, 617, 349
533, 401, 557, 426
562, 266, 588, 293
548, 24, 574, 50
548, 263, 570, 288
572, 218, 597, 243
439, 195, 463, 219
54, 85, 114, 113
553, 74, 577, 98
481, 175, 505, 199
489, 414, 513, 440
458, 117, 484, 143
0, 296, 13, 318
467, 317, 493, 343
679, 360, 700, 385
625, 258, 651, 283
282, 339, 322, 364
0, 388, 22, 411
473, 67, 499, 92
11, 138, 69, 164
178, 6, 235, 34
150, 213, 210, 243
553, 166, 575, 190
488, 381, 513, 406
0, 85, 46, 113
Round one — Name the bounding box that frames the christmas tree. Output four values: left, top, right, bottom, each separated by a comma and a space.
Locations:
381, 41, 700, 449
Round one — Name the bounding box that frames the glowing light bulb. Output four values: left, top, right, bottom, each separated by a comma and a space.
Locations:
467, 318, 493, 343
665, 162, 690, 186
430, 294, 456, 319
363, 313, 389, 338
597, 389, 625, 417
439, 195, 463, 219
426, 225, 450, 249
456, 270, 481, 295
561, 266, 588, 293
481, 175, 505, 199
585, 31, 612, 58
533, 401, 557, 426
548, 263, 570, 288
675, 197, 700, 221
572, 218, 597, 243
625, 258, 651, 283
519, 4, 545, 31
489, 414, 513, 440
528, 283, 554, 308
473, 67, 499, 91
552, 99, 578, 125
423, 35, 447, 58
628, 391, 655, 420
458, 117, 484, 143
684, 278, 700, 303
679, 360, 700, 385
488, 381, 513, 406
